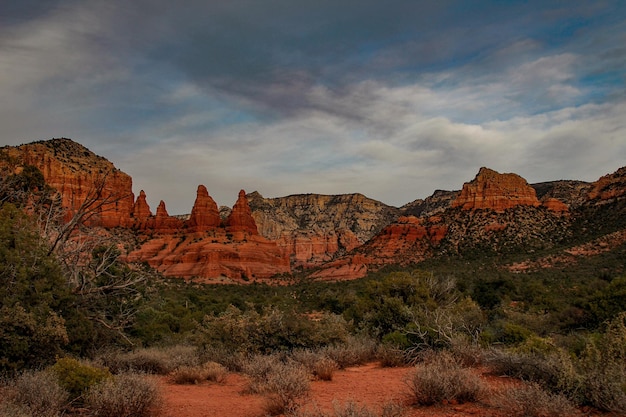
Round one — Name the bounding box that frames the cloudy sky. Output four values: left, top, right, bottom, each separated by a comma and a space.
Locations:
1, 0, 625, 213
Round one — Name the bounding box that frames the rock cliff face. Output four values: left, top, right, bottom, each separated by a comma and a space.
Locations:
0, 138, 134, 227
4, 138, 626, 284
588, 167, 626, 202
311, 215, 448, 280
401, 189, 459, 218
248, 192, 400, 268
451, 167, 541, 212
126, 188, 290, 283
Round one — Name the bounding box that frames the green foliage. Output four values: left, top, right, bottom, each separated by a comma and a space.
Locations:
0, 204, 72, 373
0, 305, 68, 374
50, 357, 112, 400
196, 305, 349, 354
588, 276, 626, 325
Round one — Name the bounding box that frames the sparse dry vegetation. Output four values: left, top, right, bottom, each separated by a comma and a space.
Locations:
495, 382, 580, 417
85, 372, 161, 417
406, 351, 485, 406
0, 370, 68, 417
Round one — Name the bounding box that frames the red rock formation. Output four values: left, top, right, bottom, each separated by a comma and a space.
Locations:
276, 229, 362, 269
126, 229, 290, 283
311, 216, 447, 280
153, 201, 184, 232
542, 198, 569, 213
588, 166, 626, 201
226, 190, 259, 235
451, 167, 540, 212
1, 138, 134, 227
125, 189, 291, 283
187, 185, 221, 232
132, 190, 152, 228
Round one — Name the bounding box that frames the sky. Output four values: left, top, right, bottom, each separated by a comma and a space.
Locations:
1, 0, 625, 213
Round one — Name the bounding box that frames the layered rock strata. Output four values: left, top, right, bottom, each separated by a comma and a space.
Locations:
1, 138, 134, 227
248, 192, 400, 268
126, 188, 290, 283
452, 167, 541, 212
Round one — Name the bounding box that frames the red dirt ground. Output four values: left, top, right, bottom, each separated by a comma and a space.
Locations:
158, 363, 522, 417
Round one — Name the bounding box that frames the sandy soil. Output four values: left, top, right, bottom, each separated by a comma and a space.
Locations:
158, 363, 519, 417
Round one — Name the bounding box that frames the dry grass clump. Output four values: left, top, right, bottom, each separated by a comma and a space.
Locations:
97, 345, 199, 375
321, 336, 378, 369
169, 361, 228, 385
289, 400, 405, 417
199, 345, 247, 372
291, 349, 338, 381
377, 345, 407, 368
0, 370, 68, 417
495, 382, 580, 417
85, 372, 161, 417
406, 351, 485, 406
243, 354, 310, 415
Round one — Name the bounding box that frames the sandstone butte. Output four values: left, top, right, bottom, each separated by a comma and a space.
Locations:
0, 138, 134, 227
310, 168, 571, 280
125, 187, 290, 283
451, 167, 541, 212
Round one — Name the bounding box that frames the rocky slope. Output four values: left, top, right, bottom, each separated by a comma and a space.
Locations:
247, 192, 400, 268
0, 138, 134, 227
2, 138, 625, 283
310, 168, 577, 280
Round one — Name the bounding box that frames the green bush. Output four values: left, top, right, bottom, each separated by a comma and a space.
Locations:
97, 345, 199, 375
0, 204, 71, 374
49, 357, 111, 400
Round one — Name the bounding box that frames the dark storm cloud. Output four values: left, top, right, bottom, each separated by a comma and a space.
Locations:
1, 0, 625, 211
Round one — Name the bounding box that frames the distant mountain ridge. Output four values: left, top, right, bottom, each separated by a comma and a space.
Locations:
1, 138, 624, 283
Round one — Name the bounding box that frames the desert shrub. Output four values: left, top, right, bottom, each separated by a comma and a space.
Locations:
202, 361, 228, 382
197, 305, 349, 355
169, 361, 227, 384
406, 351, 485, 406
449, 336, 484, 367
495, 382, 580, 417
1, 370, 68, 417
85, 372, 161, 417
290, 400, 405, 417
312, 357, 338, 381
242, 354, 310, 415
199, 345, 247, 372
483, 348, 578, 396
291, 349, 338, 380
0, 204, 71, 374
0, 402, 31, 417
49, 357, 111, 401
576, 313, 626, 412
321, 335, 378, 369
97, 345, 199, 375
377, 345, 407, 368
